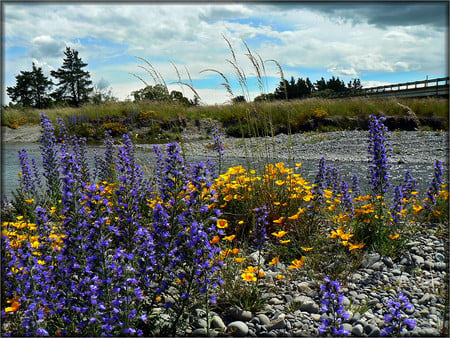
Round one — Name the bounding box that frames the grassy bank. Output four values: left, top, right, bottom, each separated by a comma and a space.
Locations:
2, 97, 448, 142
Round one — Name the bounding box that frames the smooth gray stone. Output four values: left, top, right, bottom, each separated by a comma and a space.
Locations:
227, 321, 249, 337
424, 260, 434, 269
412, 254, 425, 266
435, 253, 445, 262
352, 324, 364, 336
230, 308, 253, 322
256, 314, 271, 326
383, 256, 394, 268
211, 315, 226, 329
300, 301, 319, 313
371, 261, 384, 270
266, 318, 286, 331
311, 314, 321, 321
362, 253, 381, 268
418, 293, 432, 304
342, 323, 353, 333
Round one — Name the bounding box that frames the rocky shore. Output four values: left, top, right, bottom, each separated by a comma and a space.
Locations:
182, 224, 448, 337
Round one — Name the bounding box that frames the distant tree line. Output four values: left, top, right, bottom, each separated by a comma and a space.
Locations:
7, 47, 195, 109
253, 76, 362, 102
131, 84, 199, 106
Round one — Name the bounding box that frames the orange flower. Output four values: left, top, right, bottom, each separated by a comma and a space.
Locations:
5, 296, 20, 312
340, 233, 353, 240
242, 266, 258, 273
349, 242, 365, 251
234, 257, 246, 263
273, 217, 284, 224
279, 239, 291, 244
275, 274, 285, 280
271, 230, 288, 238
210, 236, 220, 244
269, 256, 279, 265
301, 247, 313, 252
241, 272, 257, 282
388, 233, 400, 240
288, 257, 305, 269
222, 235, 236, 241
217, 219, 228, 229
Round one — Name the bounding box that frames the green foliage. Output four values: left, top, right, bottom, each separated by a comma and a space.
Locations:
6, 62, 53, 109
51, 47, 93, 107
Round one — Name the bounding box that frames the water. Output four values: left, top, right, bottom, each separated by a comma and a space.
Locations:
1, 142, 444, 202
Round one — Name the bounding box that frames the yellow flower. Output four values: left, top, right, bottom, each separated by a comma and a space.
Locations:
222, 235, 235, 242
5, 297, 20, 312
217, 219, 228, 229
37, 260, 46, 265
288, 257, 305, 269
16, 216, 23, 221
388, 233, 400, 240
269, 257, 279, 265
155, 296, 162, 302
329, 227, 344, 238
288, 213, 299, 220
295, 163, 302, 169
238, 220, 244, 225
271, 230, 288, 238
25, 199, 34, 204
243, 266, 258, 273
241, 272, 257, 282
341, 240, 349, 246
301, 247, 313, 252
275, 274, 285, 280
433, 210, 441, 216
340, 233, 353, 240
412, 205, 423, 213
279, 239, 291, 244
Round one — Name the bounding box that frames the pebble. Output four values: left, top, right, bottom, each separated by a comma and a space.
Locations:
227, 321, 249, 337
181, 223, 447, 337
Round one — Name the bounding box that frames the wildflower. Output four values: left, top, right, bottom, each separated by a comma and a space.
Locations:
301, 247, 313, 252
288, 257, 305, 269
5, 296, 20, 312
424, 160, 443, 210
241, 272, 257, 282
217, 219, 228, 229
367, 115, 392, 196
234, 257, 246, 263
279, 239, 291, 244
319, 277, 350, 336
210, 236, 220, 244
388, 233, 400, 240
381, 292, 415, 336
222, 234, 235, 241
275, 274, 285, 280
271, 230, 288, 238
273, 217, 284, 224
269, 257, 279, 265
348, 242, 365, 251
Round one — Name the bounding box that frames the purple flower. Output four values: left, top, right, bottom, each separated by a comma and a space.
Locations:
319, 277, 349, 336
367, 115, 392, 196
381, 292, 415, 336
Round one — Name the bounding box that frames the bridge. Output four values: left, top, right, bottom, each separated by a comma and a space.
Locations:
323, 77, 449, 99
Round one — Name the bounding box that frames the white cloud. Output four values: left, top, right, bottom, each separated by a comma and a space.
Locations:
3, 3, 446, 105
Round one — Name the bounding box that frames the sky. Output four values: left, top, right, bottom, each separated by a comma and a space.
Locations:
3, 1, 448, 105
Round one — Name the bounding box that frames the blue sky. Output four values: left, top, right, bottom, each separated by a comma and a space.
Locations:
3, 2, 448, 105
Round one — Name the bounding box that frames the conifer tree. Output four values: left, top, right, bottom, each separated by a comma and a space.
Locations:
7, 62, 53, 108
51, 47, 93, 106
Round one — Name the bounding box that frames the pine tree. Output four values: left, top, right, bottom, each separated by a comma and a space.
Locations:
7, 62, 53, 108
51, 47, 93, 107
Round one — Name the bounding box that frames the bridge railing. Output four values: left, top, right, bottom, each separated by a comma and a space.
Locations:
308, 77, 449, 99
